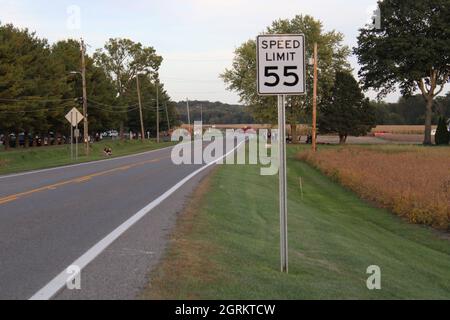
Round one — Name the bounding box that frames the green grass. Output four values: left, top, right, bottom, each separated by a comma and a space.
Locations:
0, 139, 175, 175
146, 145, 450, 300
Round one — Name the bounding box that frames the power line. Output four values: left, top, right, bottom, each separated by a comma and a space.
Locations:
0, 106, 68, 114
0, 97, 76, 103
89, 105, 140, 113
164, 58, 232, 62
0, 103, 145, 114
161, 77, 222, 83
87, 99, 140, 109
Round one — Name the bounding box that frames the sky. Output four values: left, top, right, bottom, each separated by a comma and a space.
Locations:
0, 0, 411, 104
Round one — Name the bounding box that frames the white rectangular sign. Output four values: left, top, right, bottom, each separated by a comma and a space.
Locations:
257, 34, 306, 96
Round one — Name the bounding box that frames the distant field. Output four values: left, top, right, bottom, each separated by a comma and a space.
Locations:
372, 125, 436, 135
182, 124, 433, 136
300, 145, 450, 230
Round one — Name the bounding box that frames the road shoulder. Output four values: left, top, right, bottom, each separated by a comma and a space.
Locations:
54, 165, 215, 300
141, 167, 217, 300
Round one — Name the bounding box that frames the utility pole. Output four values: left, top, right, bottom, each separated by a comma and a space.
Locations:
80, 38, 89, 156
186, 98, 191, 132
156, 80, 160, 143
136, 74, 145, 142
164, 103, 171, 132
312, 42, 318, 152
200, 104, 203, 124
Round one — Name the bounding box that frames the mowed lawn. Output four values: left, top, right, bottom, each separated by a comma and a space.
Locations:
0, 139, 175, 175
145, 145, 450, 300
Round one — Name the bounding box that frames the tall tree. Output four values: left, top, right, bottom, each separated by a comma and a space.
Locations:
354, 0, 450, 145
121, 74, 176, 135
221, 15, 351, 142
94, 38, 163, 138
0, 23, 64, 148
51, 39, 118, 135
319, 72, 376, 143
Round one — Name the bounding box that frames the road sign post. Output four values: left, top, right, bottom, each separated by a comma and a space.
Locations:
70, 113, 74, 160
278, 94, 288, 273
257, 34, 306, 273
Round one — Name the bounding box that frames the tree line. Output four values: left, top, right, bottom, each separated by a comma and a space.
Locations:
371, 94, 450, 125
223, 0, 449, 144
174, 100, 254, 125
0, 23, 179, 150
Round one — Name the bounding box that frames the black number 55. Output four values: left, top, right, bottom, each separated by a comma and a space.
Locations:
264, 66, 299, 87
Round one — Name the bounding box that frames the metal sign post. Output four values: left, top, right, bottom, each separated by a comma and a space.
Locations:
278, 95, 288, 273
75, 112, 79, 161
257, 34, 306, 273
65, 107, 84, 161
70, 113, 74, 160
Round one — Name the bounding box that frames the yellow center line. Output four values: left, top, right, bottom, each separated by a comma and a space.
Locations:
0, 156, 169, 206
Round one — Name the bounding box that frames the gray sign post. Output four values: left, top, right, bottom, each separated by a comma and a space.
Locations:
65, 107, 84, 161
257, 34, 306, 273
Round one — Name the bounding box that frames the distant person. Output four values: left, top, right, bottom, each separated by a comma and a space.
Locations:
103, 147, 112, 157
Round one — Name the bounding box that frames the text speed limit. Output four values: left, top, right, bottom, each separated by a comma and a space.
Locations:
257, 34, 306, 95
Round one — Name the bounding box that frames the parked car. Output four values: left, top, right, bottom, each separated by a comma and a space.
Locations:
101, 130, 119, 139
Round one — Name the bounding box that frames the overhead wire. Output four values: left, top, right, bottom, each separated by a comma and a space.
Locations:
0, 97, 76, 103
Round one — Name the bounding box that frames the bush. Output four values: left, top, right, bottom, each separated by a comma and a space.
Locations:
435, 117, 450, 145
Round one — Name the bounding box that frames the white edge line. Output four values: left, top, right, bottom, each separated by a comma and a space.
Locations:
0, 144, 179, 180
29, 141, 245, 300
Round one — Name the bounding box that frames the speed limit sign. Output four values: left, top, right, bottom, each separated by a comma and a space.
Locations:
256, 34, 307, 274
257, 34, 306, 95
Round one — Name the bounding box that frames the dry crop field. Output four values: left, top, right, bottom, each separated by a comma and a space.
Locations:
300, 145, 450, 231
372, 125, 437, 135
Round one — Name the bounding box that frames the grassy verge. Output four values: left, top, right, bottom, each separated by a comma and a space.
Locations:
143, 145, 450, 300
0, 139, 175, 175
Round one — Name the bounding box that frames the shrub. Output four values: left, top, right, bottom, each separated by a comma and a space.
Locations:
435, 117, 450, 145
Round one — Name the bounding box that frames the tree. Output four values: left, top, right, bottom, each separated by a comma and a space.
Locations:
0, 23, 63, 149
0, 23, 171, 148
221, 15, 351, 142
174, 100, 253, 125
435, 116, 449, 145
354, 0, 450, 145
51, 40, 118, 138
121, 74, 176, 135
318, 72, 376, 144
94, 38, 163, 138
436, 92, 450, 119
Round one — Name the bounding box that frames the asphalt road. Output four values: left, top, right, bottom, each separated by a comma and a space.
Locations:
0, 143, 225, 300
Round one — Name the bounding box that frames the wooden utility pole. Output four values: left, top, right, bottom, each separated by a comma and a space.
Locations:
156, 80, 160, 143
164, 103, 171, 132
136, 75, 145, 141
80, 38, 89, 156
312, 42, 318, 152
200, 104, 203, 123
186, 98, 191, 132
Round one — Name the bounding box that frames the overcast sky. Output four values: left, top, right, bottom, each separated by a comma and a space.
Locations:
0, 0, 411, 104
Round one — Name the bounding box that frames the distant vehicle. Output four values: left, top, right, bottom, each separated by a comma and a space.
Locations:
102, 130, 119, 138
